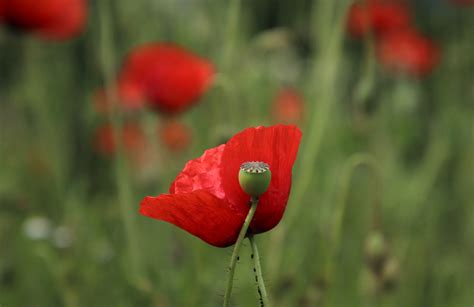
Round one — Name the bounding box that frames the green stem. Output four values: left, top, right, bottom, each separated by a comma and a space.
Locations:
98, 0, 144, 287
221, 0, 241, 69
321, 153, 383, 307
223, 197, 259, 307
266, 1, 350, 277
326, 153, 382, 282
214, 0, 241, 131
354, 30, 376, 109
249, 235, 270, 307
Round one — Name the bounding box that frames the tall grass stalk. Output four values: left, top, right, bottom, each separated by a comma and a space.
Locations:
98, 0, 145, 289
267, 0, 350, 280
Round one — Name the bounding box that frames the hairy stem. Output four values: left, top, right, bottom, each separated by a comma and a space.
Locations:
249, 235, 270, 307
223, 197, 259, 307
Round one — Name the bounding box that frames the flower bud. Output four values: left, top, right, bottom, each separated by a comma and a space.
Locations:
238, 161, 271, 197
365, 231, 387, 261
364, 231, 388, 275
381, 257, 400, 290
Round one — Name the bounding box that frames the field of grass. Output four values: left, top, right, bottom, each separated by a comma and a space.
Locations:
1, 0, 473, 306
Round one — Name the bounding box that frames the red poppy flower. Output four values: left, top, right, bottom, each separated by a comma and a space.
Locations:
118, 43, 215, 115
376, 28, 440, 77
271, 87, 304, 125
93, 87, 144, 115
3, 0, 87, 40
140, 125, 302, 247
0, 0, 6, 23
94, 121, 148, 165
347, 0, 411, 38
159, 120, 192, 152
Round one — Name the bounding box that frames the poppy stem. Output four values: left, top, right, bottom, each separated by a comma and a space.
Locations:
98, 0, 147, 291
325, 153, 382, 287
223, 196, 259, 307
249, 235, 270, 307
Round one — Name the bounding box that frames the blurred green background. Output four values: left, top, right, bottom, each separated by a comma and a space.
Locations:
1, 0, 473, 306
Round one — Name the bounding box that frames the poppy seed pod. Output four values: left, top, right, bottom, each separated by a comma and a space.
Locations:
364, 231, 389, 276
381, 257, 400, 290
365, 231, 387, 261
238, 162, 272, 197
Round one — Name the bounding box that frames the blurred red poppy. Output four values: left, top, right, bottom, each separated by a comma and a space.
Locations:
271, 87, 304, 125
0, 0, 5, 23
140, 125, 302, 247
2, 0, 87, 40
118, 43, 215, 115
159, 120, 192, 152
376, 28, 440, 77
347, 0, 411, 38
93, 88, 144, 115
94, 122, 148, 165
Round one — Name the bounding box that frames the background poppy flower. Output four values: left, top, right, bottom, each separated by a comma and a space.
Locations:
159, 120, 192, 152
94, 121, 148, 165
140, 125, 302, 247
0, 0, 5, 23
376, 28, 440, 77
3, 0, 87, 40
93, 87, 144, 115
271, 87, 304, 125
118, 43, 215, 115
347, 0, 411, 38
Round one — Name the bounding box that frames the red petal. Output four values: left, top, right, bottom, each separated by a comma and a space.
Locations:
271, 87, 305, 125
36, 0, 86, 39
347, 1, 411, 38
5, 0, 60, 29
5, 0, 86, 39
93, 87, 144, 115
0, 0, 6, 23
94, 122, 148, 165
118, 43, 215, 115
117, 78, 147, 110
377, 29, 440, 77
139, 190, 245, 247
170, 145, 226, 199
144, 44, 214, 113
159, 120, 192, 152
221, 125, 302, 234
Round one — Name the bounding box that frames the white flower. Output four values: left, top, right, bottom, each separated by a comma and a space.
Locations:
52, 226, 74, 249
23, 216, 52, 240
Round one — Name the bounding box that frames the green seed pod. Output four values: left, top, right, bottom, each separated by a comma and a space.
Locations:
364, 231, 389, 275
238, 161, 271, 197
381, 257, 400, 290
365, 231, 387, 261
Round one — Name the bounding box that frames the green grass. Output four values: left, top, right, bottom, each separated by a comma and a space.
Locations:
1, 0, 474, 306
